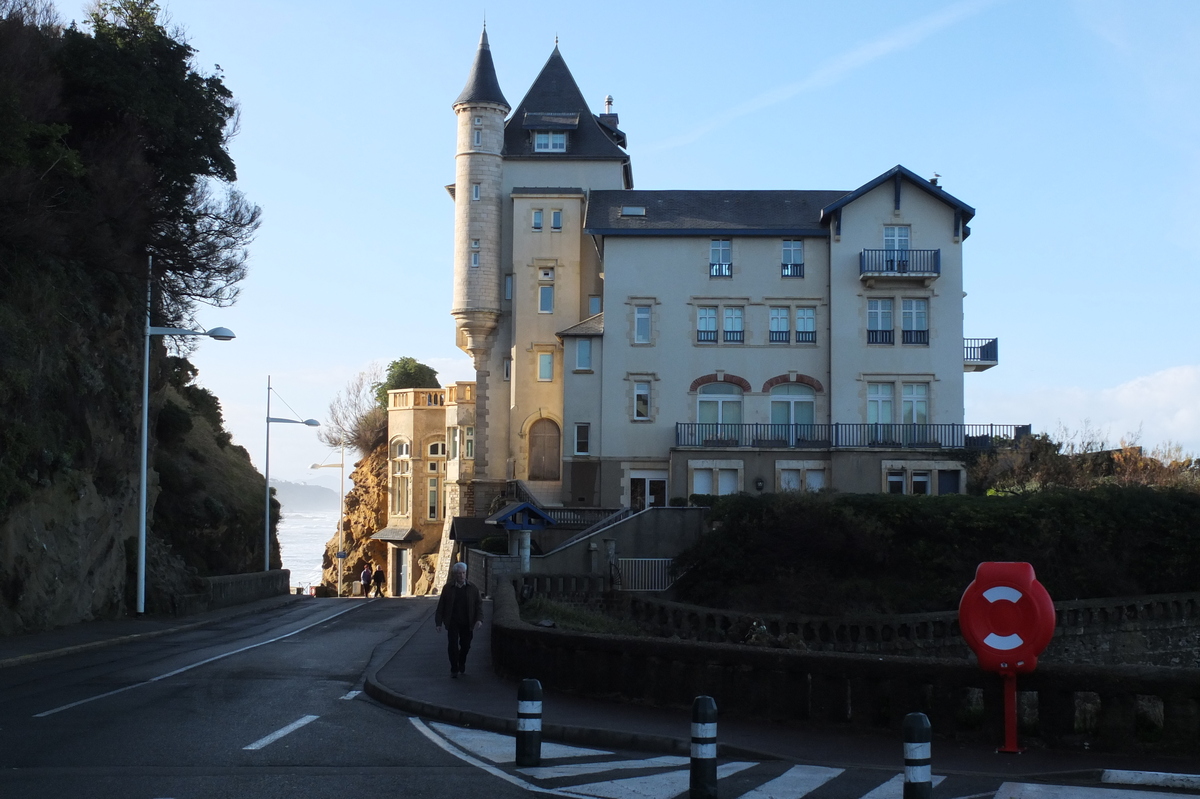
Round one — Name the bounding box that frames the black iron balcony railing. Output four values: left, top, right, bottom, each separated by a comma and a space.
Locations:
675, 423, 1031, 450
860, 249, 941, 276
796, 330, 816, 343
781, 262, 804, 278
867, 329, 894, 344
709, 262, 732, 277
902, 329, 929, 345
964, 338, 999, 362
724, 329, 744, 343
769, 330, 790, 342
696, 329, 717, 343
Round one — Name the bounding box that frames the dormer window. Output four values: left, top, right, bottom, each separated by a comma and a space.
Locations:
534, 131, 567, 152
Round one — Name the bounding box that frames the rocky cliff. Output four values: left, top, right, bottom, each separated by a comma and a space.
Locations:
320, 445, 388, 595
0, 6, 266, 633
0, 353, 273, 634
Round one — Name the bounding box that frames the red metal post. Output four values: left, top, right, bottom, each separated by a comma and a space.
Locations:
998, 672, 1022, 753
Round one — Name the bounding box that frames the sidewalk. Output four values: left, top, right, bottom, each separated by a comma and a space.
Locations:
0, 593, 305, 669
366, 599, 1200, 781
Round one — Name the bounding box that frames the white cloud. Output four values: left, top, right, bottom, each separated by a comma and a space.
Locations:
967, 365, 1200, 454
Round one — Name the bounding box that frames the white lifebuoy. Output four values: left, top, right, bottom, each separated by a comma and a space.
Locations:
980, 586, 1025, 650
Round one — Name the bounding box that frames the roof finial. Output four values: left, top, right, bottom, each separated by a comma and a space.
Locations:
555, 33, 559, 46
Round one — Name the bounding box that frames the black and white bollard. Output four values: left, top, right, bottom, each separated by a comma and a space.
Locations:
516, 678, 543, 767
902, 712, 933, 799
690, 695, 718, 799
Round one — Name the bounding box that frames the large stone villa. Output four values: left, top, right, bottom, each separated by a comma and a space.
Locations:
371, 28, 1022, 595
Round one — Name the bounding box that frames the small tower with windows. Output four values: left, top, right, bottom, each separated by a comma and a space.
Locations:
451, 26, 509, 366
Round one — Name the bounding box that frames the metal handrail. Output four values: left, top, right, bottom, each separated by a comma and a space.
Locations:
675, 422, 1030, 450
964, 338, 999, 362
860, 249, 941, 275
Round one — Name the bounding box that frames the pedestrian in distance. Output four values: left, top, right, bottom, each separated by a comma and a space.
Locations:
360, 563, 373, 598
434, 562, 482, 679
371, 564, 385, 597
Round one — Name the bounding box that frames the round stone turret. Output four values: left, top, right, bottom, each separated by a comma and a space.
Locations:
452, 26, 509, 367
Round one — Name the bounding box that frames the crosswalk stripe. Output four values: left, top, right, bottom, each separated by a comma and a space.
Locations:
561, 762, 756, 799
860, 773, 946, 799
738, 764, 845, 798
996, 783, 1198, 799
518, 755, 690, 779
429, 720, 609, 764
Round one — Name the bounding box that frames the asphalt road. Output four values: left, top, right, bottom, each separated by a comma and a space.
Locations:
4, 599, 1196, 799
0, 598, 531, 799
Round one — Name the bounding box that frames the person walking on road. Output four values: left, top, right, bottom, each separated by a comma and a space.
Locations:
360, 563, 373, 598
371, 564, 386, 597
435, 562, 482, 679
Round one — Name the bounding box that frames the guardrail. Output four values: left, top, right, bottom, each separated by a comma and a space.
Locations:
860, 249, 941, 276
675, 423, 1031, 450
616, 559, 675, 591
964, 338, 999, 362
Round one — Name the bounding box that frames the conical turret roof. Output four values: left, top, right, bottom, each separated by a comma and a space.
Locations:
454, 27, 509, 109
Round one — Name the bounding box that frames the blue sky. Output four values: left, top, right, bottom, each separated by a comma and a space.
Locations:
65, 0, 1200, 488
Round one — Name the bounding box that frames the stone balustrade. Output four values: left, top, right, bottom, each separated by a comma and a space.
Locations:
494, 581, 1200, 753
614, 592, 1200, 667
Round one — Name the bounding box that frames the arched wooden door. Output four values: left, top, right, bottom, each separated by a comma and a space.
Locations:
528, 419, 561, 481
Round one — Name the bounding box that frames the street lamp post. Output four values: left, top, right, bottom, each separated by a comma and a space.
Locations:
138, 259, 235, 615
311, 443, 346, 596
264, 375, 319, 572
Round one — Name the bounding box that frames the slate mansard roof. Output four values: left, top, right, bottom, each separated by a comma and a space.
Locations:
503, 47, 628, 162
454, 27, 509, 109
584, 166, 976, 238
584, 190, 850, 236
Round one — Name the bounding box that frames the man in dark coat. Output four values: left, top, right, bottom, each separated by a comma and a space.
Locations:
434, 562, 483, 678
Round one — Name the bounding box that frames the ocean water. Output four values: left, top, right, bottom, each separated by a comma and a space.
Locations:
277, 509, 340, 590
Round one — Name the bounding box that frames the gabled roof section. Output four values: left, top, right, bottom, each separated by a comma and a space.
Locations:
454, 27, 509, 109
820, 165, 975, 236
584, 190, 848, 236
557, 312, 603, 337
504, 47, 628, 161
485, 501, 556, 529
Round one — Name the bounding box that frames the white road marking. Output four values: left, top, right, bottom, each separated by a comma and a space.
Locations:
428, 720, 610, 764
560, 762, 755, 799
518, 755, 690, 779
410, 718, 578, 797
860, 773, 946, 799
33, 603, 366, 717
1102, 771, 1200, 791
340, 690, 362, 700
996, 783, 1197, 799
738, 764, 845, 798
242, 714, 320, 750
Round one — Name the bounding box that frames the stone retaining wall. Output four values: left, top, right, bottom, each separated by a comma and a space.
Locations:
173, 569, 291, 616
493, 581, 1200, 754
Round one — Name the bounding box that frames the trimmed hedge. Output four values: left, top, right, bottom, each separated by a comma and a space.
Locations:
674, 487, 1200, 614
